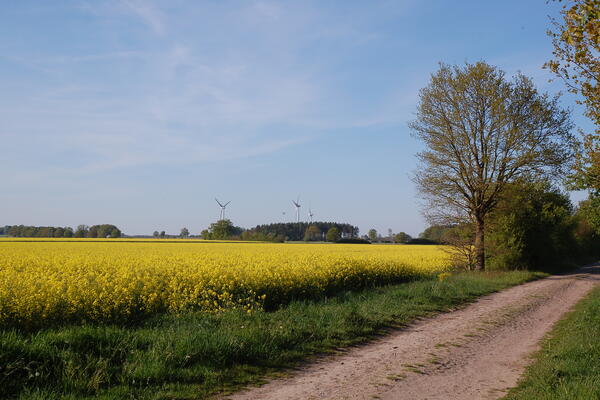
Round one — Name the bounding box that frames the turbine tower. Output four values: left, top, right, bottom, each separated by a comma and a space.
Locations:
215, 198, 231, 220
308, 207, 314, 223
292, 196, 301, 224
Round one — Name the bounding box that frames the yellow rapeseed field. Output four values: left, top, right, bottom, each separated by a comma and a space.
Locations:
0, 239, 450, 327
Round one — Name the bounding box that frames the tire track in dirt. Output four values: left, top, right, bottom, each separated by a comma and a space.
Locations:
224, 264, 600, 400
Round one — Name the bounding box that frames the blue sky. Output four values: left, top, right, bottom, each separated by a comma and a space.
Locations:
0, 0, 592, 236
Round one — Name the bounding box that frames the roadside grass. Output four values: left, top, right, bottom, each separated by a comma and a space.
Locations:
505, 284, 600, 400
1, 270, 544, 399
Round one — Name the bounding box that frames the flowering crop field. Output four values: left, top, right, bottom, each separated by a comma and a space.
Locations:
0, 239, 450, 328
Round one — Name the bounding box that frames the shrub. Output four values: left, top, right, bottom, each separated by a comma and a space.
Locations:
336, 238, 371, 244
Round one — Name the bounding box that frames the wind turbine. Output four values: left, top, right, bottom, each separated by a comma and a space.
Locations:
308, 206, 314, 223
215, 198, 231, 220
292, 196, 301, 224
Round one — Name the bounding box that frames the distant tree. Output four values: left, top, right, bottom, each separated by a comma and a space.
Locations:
159, 231, 166, 238
86, 225, 98, 238
388, 228, 393, 239
153, 231, 159, 238
326, 227, 341, 242
37, 227, 52, 237
97, 225, 110, 238
412, 62, 574, 270
207, 219, 243, 240
368, 229, 378, 242
4, 225, 73, 238
304, 225, 321, 241
81, 224, 121, 238
110, 228, 121, 238
244, 222, 358, 242
180, 227, 190, 238
200, 229, 210, 240
394, 232, 412, 244
74, 225, 89, 238
419, 225, 454, 243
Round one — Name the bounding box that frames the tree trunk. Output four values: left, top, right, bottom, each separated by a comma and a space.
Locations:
474, 217, 485, 271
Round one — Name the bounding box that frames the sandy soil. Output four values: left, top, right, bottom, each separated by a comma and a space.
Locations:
225, 264, 600, 400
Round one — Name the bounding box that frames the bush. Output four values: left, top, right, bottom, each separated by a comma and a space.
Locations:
486, 180, 577, 272
407, 238, 438, 245
336, 238, 371, 244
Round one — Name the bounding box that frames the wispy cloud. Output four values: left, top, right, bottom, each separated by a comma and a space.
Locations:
1, 0, 413, 183
119, 0, 166, 35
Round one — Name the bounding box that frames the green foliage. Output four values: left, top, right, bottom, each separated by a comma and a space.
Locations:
239, 231, 285, 242
572, 200, 600, 256
202, 219, 244, 240
74, 225, 88, 238
506, 284, 600, 400
577, 195, 600, 235
486, 181, 577, 271
368, 229, 377, 241
325, 227, 341, 242
546, 0, 599, 131
246, 222, 358, 241
406, 238, 438, 245
5, 224, 120, 238
0, 271, 542, 399
546, 1, 599, 232
412, 61, 575, 270
303, 225, 321, 241
394, 232, 412, 244
180, 227, 189, 238
337, 238, 371, 244
87, 225, 121, 239
419, 225, 454, 243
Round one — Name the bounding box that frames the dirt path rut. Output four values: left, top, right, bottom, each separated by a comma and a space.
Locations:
226, 264, 600, 400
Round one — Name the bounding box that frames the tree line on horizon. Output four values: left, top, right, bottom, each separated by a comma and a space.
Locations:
197, 220, 360, 242
1, 224, 122, 238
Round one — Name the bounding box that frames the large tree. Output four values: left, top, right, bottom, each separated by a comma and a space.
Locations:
411, 62, 574, 270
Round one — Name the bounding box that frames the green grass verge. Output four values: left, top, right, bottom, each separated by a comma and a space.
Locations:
505, 283, 600, 400
1, 270, 544, 400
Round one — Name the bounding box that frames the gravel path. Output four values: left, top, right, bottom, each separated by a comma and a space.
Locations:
225, 264, 600, 400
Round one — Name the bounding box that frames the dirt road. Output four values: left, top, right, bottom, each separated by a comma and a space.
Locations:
226, 264, 600, 400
